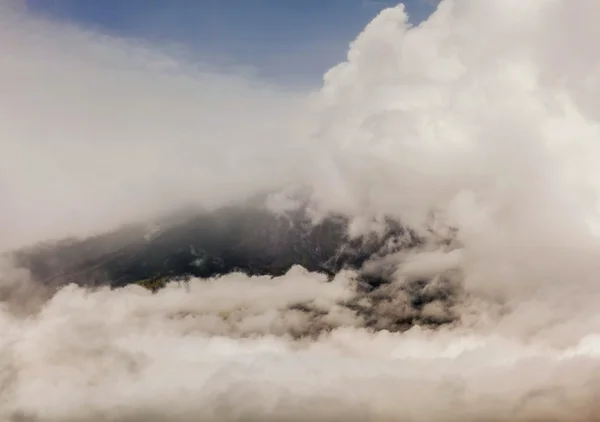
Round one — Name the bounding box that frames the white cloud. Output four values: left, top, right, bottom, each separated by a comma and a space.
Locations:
307, 0, 600, 298
4, 0, 600, 420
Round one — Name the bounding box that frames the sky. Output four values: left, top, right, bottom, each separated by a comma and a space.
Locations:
24, 0, 437, 87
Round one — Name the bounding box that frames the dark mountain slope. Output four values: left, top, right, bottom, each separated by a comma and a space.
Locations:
8, 204, 464, 333
11, 205, 416, 289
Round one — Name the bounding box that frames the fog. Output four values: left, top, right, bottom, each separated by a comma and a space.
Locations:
0, 2, 313, 251
3, 0, 600, 420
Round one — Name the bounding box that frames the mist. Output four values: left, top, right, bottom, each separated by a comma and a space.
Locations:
3, 0, 600, 420
0, 2, 314, 251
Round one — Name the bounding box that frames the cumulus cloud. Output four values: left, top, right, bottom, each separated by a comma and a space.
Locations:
4, 0, 600, 421
0, 269, 599, 421
308, 0, 600, 300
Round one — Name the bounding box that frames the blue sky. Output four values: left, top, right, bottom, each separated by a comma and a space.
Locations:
25, 0, 436, 87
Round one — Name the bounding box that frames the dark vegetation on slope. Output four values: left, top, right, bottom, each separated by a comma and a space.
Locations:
10, 204, 463, 332
12, 205, 411, 288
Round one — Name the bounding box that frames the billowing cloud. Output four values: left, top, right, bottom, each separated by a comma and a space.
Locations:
3, 0, 600, 421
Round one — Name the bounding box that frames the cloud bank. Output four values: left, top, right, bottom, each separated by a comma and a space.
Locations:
3, 0, 600, 420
